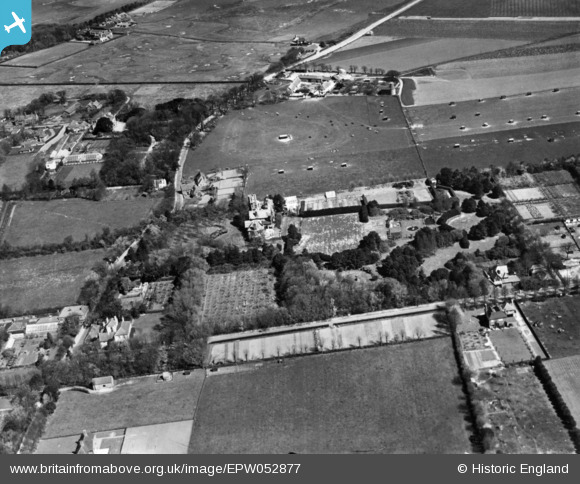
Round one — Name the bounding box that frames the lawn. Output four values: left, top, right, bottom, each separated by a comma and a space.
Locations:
56, 163, 103, 189
4, 198, 158, 247
191, 337, 471, 453
474, 366, 574, 454
0, 250, 105, 314
0, 153, 39, 191
520, 297, 580, 359
488, 328, 533, 364
186, 96, 423, 197
544, 355, 580, 426
132, 312, 162, 339
420, 236, 498, 275
43, 371, 205, 439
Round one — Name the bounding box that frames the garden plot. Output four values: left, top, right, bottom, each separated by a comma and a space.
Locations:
488, 328, 533, 364
504, 187, 545, 202
294, 213, 388, 255
208, 308, 445, 364
515, 202, 557, 221
544, 355, 580, 425
201, 270, 276, 326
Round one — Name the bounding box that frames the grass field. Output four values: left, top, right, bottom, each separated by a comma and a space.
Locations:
520, 297, 580, 358
43, 372, 205, 439
0, 250, 104, 314
56, 163, 103, 188
295, 213, 388, 254
192, 337, 471, 453
474, 366, 574, 454
31, 0, 140, 25
0, 153, 39, 191
2, 42, 89, 67
323, 37, 526, 73
544, 355, 580, 426
421, 236, 498, 274
4, 198, 158, 247
132, 312, 162, 339
202, 269, 276, 326
186, 96, 424, 197
489, 328, 533, 364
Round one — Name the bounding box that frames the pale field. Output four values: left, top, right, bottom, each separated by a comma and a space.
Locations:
295, 213, 388, 255
448, 212, 482, 231
2, 42, 90, 67
121, 420, 193, 454
31, 0, 140, 25
420, 236, 499, 274
412, 54, 580, 106
209, 309, 446, 364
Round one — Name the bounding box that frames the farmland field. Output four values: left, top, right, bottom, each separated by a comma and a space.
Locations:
417, 121, 580, 176
474, 366, 574, 454
404, 0, 580, 18
0, 250, 104, 314
520, 297, 580, 358
544, 355, 580, 425
43, 372, 205, 439
186, 96, 424, 197
31, 0, 140, 25
201, 270, 276, 326
295, 213, 388, 254
4, 198, 158, 247
192, 337, 471, 453
322, 37, 527, 74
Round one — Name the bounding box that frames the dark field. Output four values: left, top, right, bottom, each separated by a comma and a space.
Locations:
189, 338, 471, 454
417, 121, 580, 176
520, 297, 580, 359
186, 96, 424, 197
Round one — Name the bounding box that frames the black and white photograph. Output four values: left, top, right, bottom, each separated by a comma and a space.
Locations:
0, 0, 580, 460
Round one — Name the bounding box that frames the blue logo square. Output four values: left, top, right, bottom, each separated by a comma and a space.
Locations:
1, 1, 32, 53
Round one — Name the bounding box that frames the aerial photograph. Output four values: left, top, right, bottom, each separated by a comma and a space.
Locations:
1, 0, 580, 455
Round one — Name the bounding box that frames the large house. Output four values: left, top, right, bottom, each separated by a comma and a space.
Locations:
59, 305, 90, 323
245, 194, 276, 239
488, 264, 520, 287
484, 302, 517, 329
98, 317, 133, 348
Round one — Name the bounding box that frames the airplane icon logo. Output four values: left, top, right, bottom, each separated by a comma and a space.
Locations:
4, 12, 26, 34
1, 2, 31, 52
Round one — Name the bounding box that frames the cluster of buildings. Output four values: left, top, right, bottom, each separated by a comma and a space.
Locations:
181, 169, 245, 204
245, 194, 277, 239
75, 28, 114, 45
87, 316, 133, 348
97, 11, 135, 29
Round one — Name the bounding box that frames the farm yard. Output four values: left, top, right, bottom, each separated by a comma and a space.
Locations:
192, 337, 471, 454
3, 198, 158, 247
42, 372, 205, 439
473, 366, 574, 454
0, 250, 104, 314
488, 328, 534, 364
520, 297, 580, 359
201, 270, 276, 327
544, 355, 580, 426
186, 96, 424, 197
208, 306, 447, 364
293, 213, 388, 254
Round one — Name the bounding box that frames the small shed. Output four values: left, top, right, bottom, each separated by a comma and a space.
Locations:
91, 376, 114, 391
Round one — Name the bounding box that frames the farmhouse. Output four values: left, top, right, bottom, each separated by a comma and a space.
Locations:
153, 179, 167, 190
488, 264, 520, 287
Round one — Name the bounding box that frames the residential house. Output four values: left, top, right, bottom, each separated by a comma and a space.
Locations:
114, 320, 133, 343
66, 120, 91, 134
387, 219, 403, 240
86, 100, 103, 113
245, 194, 276, 239
118, 282, 149, 310
153, 179, 167, 190
488, 264, 520, 287
484, 304, 516, 329
59, 305, 90, 323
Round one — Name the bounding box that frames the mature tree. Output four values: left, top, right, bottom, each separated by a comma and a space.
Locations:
93, 117, 114, 135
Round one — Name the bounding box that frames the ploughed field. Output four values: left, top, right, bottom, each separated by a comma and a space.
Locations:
185, 96, 424, 197
189, 337, 471, 454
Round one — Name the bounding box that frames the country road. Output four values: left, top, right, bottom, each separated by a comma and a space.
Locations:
265, 0, 425, 80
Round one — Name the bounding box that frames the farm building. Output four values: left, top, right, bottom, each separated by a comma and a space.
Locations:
59, 305, 90, 323
86, 100, 103, 113
25, 315, 62, 336
64, 103, 80, 117
291, 35, 309, 46
91, 376, 114, 392
484, 303, 516, 329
